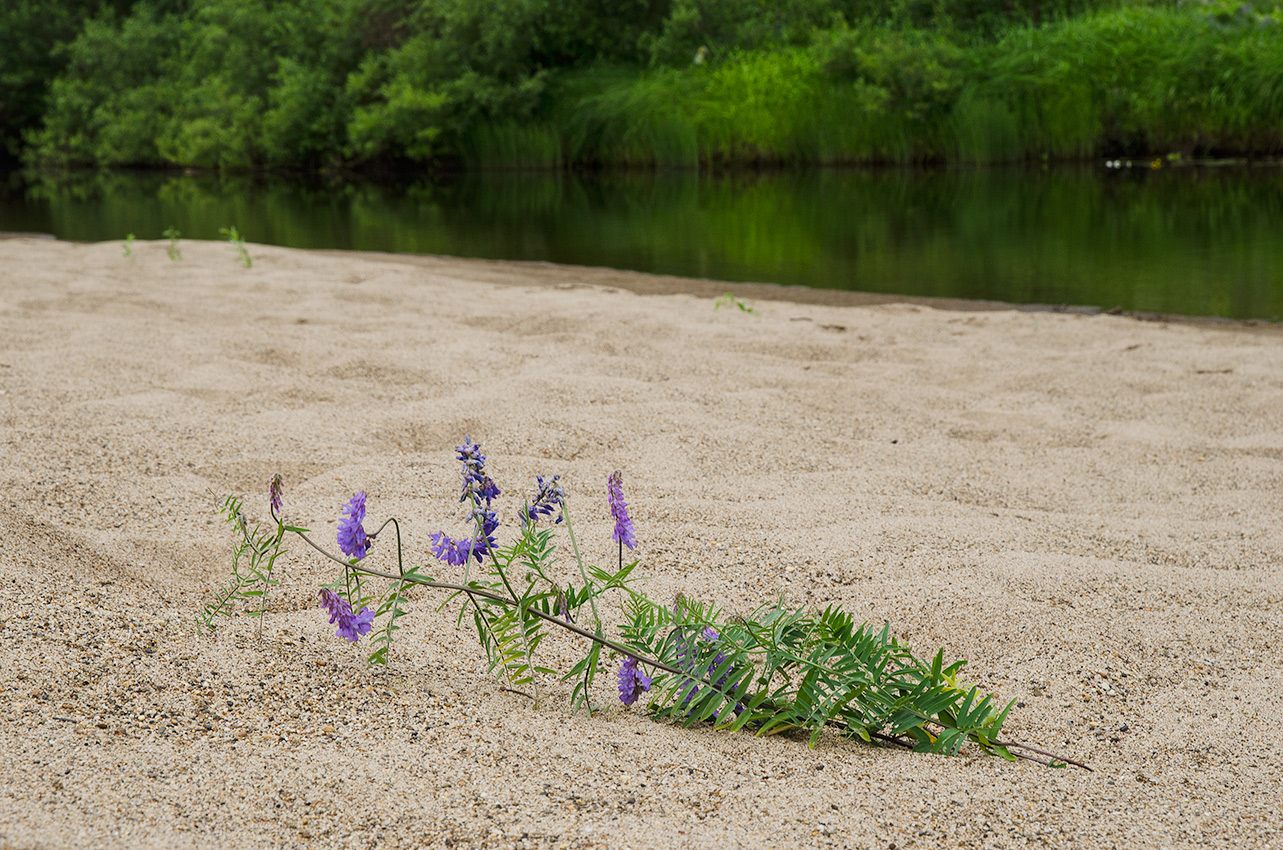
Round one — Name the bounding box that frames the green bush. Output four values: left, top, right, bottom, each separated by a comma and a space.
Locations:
0, 2, 92, 161
344, 0, 670, 163
25, 5, 183, 167
643, 0, 845, 66
28, 0, 366, 169
557, 67, 702, 166
814, 26, 963, 124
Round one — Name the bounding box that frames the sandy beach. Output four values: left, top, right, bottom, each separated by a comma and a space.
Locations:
1, 236, 1280, 849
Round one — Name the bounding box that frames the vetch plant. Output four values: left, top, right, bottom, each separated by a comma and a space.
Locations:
219, 225, 252, 268
204, 442, 1088, 769
617, 654, 652, 705
122, 233, 135, 258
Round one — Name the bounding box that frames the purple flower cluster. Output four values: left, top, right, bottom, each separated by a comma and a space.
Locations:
521, 474, 565, 526
431, 440, 501, 566
617, 655, 653, 706
457, 438, 501, 505
675, 625, 733, 709
429, 507, 499, 566
318, 589, 374, 643
337, 491, 372, 560
269, 473, 284, 516
607, 471, 636, 550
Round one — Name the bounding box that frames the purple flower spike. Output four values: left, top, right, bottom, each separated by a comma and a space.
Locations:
457, 439, 500, 506
430, 504, 498, 568
318, 589, 374, 643
617, 655, 652, 706
522, 474, 565, 525
337, 491, 372, 560
471, 506, 499, 557
269, 474, 284, 516
336, 607, 374, 642
429, 531, 472, 567
319, 588, 346, 622
607, 471, 636, 550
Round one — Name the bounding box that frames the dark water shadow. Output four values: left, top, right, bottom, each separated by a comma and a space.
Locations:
3, 165, 1281, 320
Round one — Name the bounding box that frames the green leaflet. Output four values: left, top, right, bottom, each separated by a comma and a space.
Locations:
619, 595, 1015, 755
196, 494, 284, 634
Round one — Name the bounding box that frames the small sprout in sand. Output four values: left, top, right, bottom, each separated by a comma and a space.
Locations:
219, 225, 252, 268
163, 227, 181, 262
715, 291, 757, 314
198, 490, 286, 637
122, 234, 135, 258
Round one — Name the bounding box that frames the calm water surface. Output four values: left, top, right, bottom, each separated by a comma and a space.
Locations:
3, 166, 1281, 319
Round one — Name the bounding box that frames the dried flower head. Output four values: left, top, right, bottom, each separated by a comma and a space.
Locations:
337, 491, 372, 560
554, 585, 572, 623
269, 474, 284, 516
607, 470, 636, 550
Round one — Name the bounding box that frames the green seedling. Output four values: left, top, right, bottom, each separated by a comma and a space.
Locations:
715, 292, 757, 314
163, 227, 181, 262
219, 225, 252, 268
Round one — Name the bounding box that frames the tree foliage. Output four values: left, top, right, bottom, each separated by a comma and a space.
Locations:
12, 0, 1283, 169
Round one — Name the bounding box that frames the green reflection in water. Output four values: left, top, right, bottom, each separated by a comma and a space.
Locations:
3, 166, 1280, 320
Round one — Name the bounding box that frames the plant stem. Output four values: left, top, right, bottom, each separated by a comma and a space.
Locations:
292, 527, 687, 675
560, 503, 601, 633
286, 524, 1091, 771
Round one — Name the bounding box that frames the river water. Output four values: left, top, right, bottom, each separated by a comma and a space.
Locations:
3, 165, 1280, 320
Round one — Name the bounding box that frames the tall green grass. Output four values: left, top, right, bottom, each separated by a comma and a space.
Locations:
553, 50, 926, 167
474, 5, 1283, 169
972, 5, 1283, 159
462, 121, 564, 170
554, 67, 703, 167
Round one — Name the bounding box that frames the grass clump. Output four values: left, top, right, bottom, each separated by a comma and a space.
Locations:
966, 5, 1283, 160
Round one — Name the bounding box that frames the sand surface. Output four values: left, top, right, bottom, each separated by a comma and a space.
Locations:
1, 237, 1280, 849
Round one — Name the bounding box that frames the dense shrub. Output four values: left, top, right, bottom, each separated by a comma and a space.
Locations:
28, 0, 363, 169
0, 3, 136, 162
